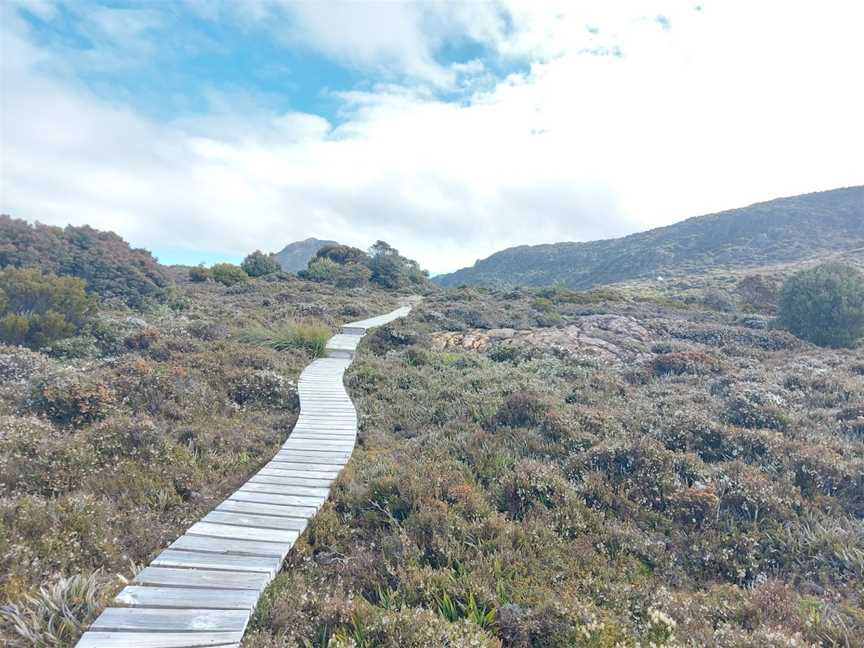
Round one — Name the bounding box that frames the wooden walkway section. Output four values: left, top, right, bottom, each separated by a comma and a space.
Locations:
76, 305, 412, 648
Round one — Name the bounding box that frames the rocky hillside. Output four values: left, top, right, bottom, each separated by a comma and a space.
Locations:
273, 237, 338, 272
435, 186, 864, 289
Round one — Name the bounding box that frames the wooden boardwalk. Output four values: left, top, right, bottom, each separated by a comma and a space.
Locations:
76, 305, 411, 648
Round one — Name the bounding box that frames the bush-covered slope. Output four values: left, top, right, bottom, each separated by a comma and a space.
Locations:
0, 216, 170, 307
248, 285, 864, 647
435, 186, 864, 289
0, 270, 401, 645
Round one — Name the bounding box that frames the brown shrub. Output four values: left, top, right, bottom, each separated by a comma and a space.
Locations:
652, 351, 720, 376
30, 371, 115, 428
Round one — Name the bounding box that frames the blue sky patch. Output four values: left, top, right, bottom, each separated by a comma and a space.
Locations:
16, 1, 517, 125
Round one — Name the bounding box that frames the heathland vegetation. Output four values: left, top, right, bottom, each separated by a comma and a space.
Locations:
2, 206, 863, 647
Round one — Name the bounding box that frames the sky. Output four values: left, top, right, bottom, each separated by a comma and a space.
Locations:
1, 1, 862, 274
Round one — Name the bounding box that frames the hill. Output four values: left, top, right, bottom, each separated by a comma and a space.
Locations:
273, 237, 338, 272
435, 186, 864, 288
0, 215, 170, 307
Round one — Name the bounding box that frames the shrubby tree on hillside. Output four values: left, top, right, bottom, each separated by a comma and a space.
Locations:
241, 250, 280, 277
0, 216, 169, 308
316, 244, 369, 265
299, 240, 427, 290
188, 264, 210, 282
367, 240, 428, 289
301, 257, 340, 282
0, 267, 94, 349
210, 263, 248, 286
778, 262, 864, 347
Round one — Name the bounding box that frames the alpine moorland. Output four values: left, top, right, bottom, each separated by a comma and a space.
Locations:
2, 205, 863, 647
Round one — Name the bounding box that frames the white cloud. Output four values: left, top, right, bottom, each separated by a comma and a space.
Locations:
1, 1, 862, 274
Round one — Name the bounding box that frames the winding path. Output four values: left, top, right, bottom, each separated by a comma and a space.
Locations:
75, 305, 412, 648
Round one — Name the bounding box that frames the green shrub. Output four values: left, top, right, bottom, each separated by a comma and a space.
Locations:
301, 257, 340, 282
0, 216, 169, 307
241, 250, 280, 277
0, 268, 94, 349
210, 263, 248, 286
188, 264, 210, 282
778, 263, 864, 347
702, 288, 737, 312
334, 263, 372, 288
316, 244, 369, 265
236, 320, 332, 356
367, 240, 427, 289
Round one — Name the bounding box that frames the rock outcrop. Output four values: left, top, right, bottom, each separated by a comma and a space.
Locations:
431, 314, 653, 363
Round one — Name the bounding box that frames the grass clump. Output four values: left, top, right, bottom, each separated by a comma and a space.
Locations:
236, 320, 332, 356
0, 571, 109, 647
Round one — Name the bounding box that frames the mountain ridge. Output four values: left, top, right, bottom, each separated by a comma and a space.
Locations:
273, 237, 338, 272
434, 186, 864, 289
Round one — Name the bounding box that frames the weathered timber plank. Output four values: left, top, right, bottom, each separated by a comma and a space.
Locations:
90, 607, 248, 632
188, 521, 302, 544
170, 535, 289, 558
152, 548, 283, 574
114, 586, 259, 611
239, 482, 330, 498
216, 500, 317, 519
76, 631, 244, 648
226, 491, 325, 510
134, 567, 269, 591
250, 474, 332, 488
205, 510, 309, 531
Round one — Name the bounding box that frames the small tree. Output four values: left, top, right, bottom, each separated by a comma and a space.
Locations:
0, 267, 94, 348
188, 264, 210, 282
301, 257, 340, 282
241, 250, 280, 277
316, 244, 369, 265
210, 263, 248, 286
777, 262, 864, 348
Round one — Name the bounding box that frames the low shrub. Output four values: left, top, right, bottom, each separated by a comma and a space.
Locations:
227, 368, 298, 409
241, 250, 280, 277
652, 351, 720, 376
210, 263, 248, 286
0, 267, 94, 349
188, 264, 210, 282
702, 287, 737, 312
30, 370, 115, 428
723, 388, 791, 431
301, 257, 340, 282
492, 390, 548, 429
